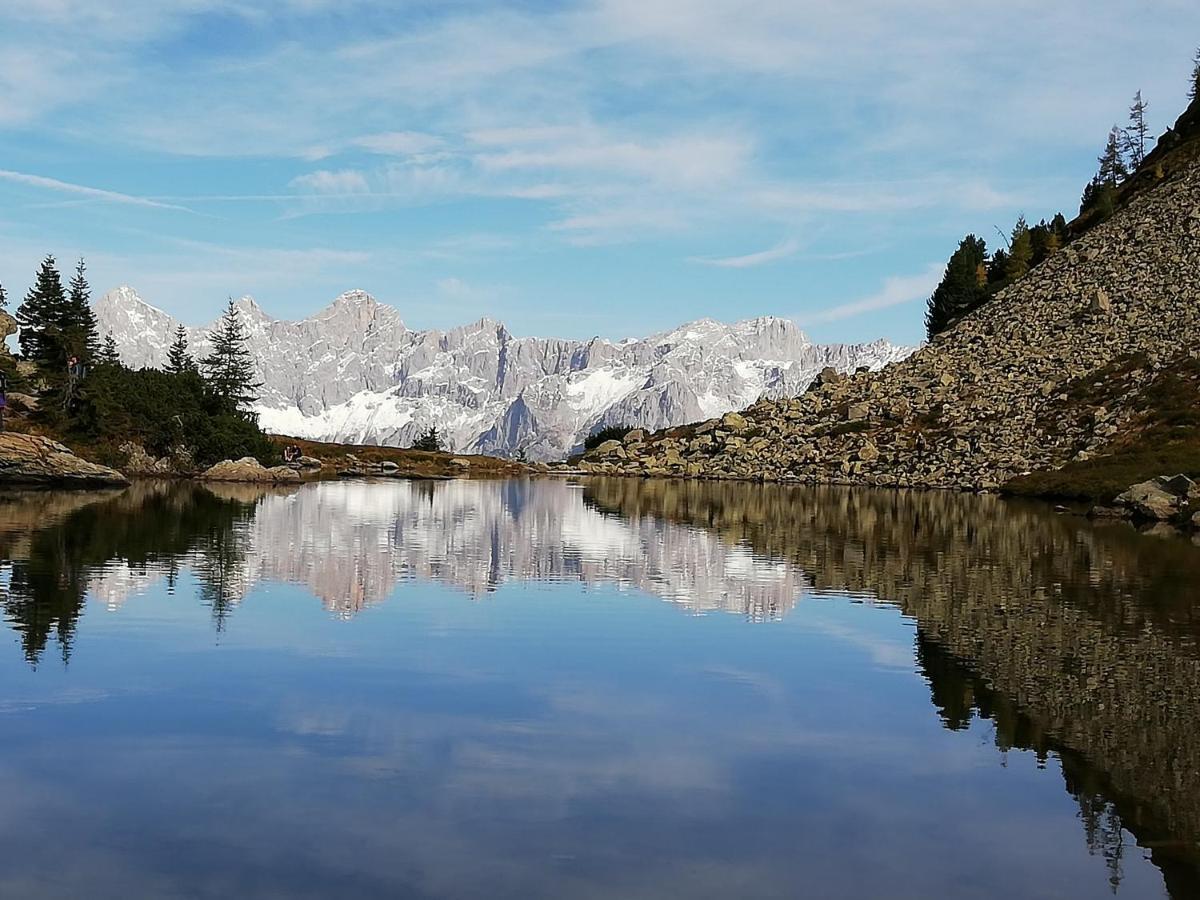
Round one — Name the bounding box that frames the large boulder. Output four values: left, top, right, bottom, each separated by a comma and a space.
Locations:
201, 456, 301, 483
119, 442, 176, 476
0, 433, 128, 486
1112, 475, 1195, 520
0, 310, 16, 348
721, 411, 749, 433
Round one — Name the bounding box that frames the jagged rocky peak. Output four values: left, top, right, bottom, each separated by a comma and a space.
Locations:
317, 289, 401, 332
231, 295, 271, 324
95, 287, 915, 460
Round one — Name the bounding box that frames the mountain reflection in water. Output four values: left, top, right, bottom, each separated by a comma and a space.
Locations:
0, 477, 1197, 898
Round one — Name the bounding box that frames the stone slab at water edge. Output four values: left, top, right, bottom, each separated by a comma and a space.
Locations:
0, 433, 128, 487
201, 457, 302, 483
581, 138, 1200, 491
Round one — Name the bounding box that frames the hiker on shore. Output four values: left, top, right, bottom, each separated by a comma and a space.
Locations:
64, 355, 88, 411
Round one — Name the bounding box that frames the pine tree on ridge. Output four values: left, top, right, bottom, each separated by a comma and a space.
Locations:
166, 324, 196, 375
201, 300, 261, 414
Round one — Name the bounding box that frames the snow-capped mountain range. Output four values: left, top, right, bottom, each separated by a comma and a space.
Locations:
94, 286, 915, 459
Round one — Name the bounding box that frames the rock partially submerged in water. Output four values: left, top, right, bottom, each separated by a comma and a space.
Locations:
201, 457, 301, 483
0, 433, 128, 487
1098, 474, 1199, 521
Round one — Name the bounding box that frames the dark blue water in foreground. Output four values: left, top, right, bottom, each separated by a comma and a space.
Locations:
1, 478, 1197, 899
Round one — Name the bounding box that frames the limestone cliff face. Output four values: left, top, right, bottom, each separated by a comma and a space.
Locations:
583, 128, 1200, 489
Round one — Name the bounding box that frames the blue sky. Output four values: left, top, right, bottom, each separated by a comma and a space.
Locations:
1, 1, 1198, 346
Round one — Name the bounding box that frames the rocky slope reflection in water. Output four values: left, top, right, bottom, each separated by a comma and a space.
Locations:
584, 477, 1200, 896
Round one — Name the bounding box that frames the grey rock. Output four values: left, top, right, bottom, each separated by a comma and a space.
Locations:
721, 412, 749, 432
202, 457, 301, 483
0, 433, 128, 487
847, 403, 870, 421
0, 310, 16, 349
1114, 479, 1186, 520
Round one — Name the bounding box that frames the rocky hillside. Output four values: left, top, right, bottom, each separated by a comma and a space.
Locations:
582, 102, 1200, 493
94, 288, 911, 461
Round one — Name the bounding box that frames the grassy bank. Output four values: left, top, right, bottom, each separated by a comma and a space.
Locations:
1004, 354, 1200, 501
269, 435, 528, 479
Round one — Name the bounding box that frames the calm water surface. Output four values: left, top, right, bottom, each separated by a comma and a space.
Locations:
1, 477, 1198, 899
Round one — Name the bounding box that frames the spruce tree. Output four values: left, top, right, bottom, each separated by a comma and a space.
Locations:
166, 324, 195, 375
1005, 217, 1033, 281
413, 426, 444, 452
99, 333, 121, 367
986, 247, 1009, 285
1097, 127, 1128, 187
17, 255, 69, 374
925, 234, 988, 339
1191, 47, 1200, 101
1080, 175, 1111, 216
1123, 91, 1151, 169
201, 300, 261, 413
65, 258, 100, 363
1051, 212, 1069, 245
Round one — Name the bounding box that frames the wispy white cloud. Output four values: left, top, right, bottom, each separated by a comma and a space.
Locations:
0, 169, 194, 213
476, 131, 752, 188
352, 131, 443, 156
287, 169, 370, 194
801, 263, 943, 325
692, 237, 801, 268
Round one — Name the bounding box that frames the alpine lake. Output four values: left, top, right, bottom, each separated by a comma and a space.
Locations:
1, 476, 1198, 899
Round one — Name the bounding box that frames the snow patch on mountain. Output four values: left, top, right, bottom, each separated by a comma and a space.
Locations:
94, 287, 916, 459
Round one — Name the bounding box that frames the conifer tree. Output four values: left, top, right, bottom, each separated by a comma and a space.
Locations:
0, 282, 7, 310
65, 258, 100, 363
1005, 217, 1033, 281
166, 324, 196, 375
99, 333, 121, 367
17, 255, 69, 374
1080, 175, 1109, 216
1123, 91, 1151, 169
201, 300, 260, 413
1097, 127, 1128, 187
1191, 47, 1200, 101
986, 247, 1009, 285
1051, 212, 1069, 244
925, 234, 988, 339
413, 426, 444, 452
